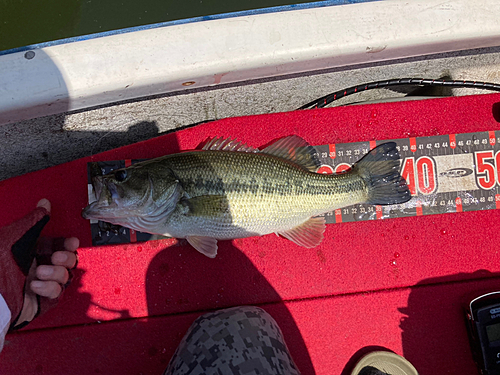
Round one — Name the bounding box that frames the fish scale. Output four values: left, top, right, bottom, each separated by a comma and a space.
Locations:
168, 151, 367, 233
82, 136, 410, 258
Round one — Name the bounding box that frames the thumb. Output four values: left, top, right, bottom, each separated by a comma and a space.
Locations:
0, 200, 51, 275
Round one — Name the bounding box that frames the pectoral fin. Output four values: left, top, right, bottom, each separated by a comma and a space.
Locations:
278, 216, 326, 248
187, 236, 218, 258
184, 195, 229, 217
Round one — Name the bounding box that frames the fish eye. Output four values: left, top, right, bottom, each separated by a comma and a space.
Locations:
114, 170, 128, 182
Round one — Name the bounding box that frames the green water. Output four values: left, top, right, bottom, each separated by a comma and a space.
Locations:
0, 0, 314, 52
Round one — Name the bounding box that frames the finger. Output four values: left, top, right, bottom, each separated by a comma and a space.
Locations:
36, 199, 51, 213
30, 280, 62, 299
36, 265, 69, 285
64, 237, 79, 252
51, 251, 78, 269
48, 237, 79, 254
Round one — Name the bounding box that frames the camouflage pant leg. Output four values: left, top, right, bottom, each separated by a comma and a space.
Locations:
163, 306, 302, 375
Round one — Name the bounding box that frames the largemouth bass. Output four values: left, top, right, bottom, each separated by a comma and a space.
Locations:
82, 136, 411, 258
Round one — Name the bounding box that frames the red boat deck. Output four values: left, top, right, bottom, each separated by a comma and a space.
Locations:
1, 94, 500, 374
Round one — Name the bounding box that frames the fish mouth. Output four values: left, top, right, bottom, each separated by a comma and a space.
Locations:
82, 176, 121, 220
81, 201, 104, 219
106, 180, 121, 201
92, 176, 104, 201
82, 175, 151, 221
81, 197, 124, 220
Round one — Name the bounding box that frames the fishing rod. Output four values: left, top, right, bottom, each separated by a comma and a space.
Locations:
298, 78, 500, 110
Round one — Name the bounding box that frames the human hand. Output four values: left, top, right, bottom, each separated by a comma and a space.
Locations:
30, 237, 79, 298
29, 199, 78, 299
0, 199, 79, 330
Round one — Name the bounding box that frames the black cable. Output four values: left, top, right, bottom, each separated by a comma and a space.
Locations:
297, 78, 500, 110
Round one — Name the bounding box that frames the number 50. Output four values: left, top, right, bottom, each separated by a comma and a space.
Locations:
474, 151, 499, 190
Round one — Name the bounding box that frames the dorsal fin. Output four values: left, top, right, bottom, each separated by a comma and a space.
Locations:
202, 137, 258, 153
261, 135, 321, 172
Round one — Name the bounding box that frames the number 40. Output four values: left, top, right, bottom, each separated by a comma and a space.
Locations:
400, 156, 437, 195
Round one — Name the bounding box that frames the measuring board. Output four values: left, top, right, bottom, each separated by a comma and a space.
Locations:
87, 130, 500, 245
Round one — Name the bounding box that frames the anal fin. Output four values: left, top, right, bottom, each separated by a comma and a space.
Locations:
187, 236, 218, 258
278, 216, 326, 248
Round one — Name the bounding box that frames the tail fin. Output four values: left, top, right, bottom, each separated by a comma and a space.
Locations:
353, 142, 411, 205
